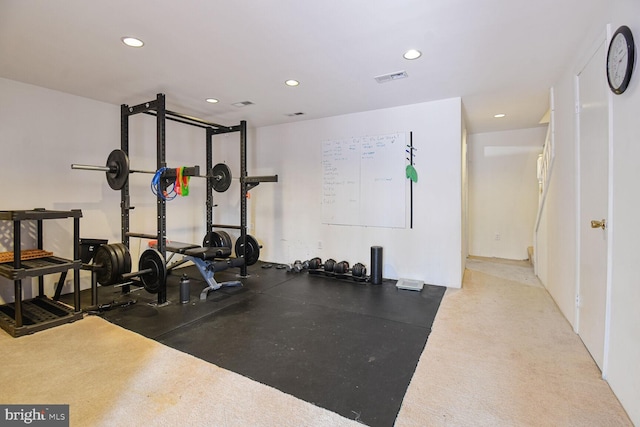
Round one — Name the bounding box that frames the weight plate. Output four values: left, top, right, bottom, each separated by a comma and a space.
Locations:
104, 244, 122, 284
234, 234, 260, 266
203, 230, 232, 248
216, 230, 232, 248
113, 243, 132, 274
139, 248, 166, 294
106, 149, 130, 190
210, 163, 232, 193
108, 243, 125, 279
203, 231, 222, 247
94, 244, 119, 285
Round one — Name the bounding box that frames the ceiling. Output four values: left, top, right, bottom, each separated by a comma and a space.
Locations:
0, 0, 608, 134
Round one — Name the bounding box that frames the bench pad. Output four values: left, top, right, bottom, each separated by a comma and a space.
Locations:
184, 246, 232, 260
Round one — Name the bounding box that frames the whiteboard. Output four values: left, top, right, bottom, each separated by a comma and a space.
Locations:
322, 133, 406, 228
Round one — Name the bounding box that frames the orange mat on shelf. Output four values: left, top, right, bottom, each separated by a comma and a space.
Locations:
0, 249, 54, 263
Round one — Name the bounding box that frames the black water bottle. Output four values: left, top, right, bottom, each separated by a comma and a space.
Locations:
180, 274, 190, 304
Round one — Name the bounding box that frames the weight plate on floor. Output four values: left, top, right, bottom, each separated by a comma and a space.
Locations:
234, 234, 260, 266
106, 149, 130, 190
210, 163, 232, 193
139, 248, 166, 294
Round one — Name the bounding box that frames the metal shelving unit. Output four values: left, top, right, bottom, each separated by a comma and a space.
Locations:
0, 209, 83, 337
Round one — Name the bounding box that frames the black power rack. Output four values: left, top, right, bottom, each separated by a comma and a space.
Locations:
120, 93, 277, 304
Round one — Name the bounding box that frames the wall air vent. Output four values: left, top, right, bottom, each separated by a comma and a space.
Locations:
374, 71, 408, 83
232, 101, 254, 107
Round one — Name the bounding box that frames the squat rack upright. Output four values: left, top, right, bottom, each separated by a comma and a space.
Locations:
120, 93, 276, 304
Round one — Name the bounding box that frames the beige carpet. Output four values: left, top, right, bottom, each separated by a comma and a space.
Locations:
396, 257, 632, 426
0, 257, 633, 426
0, 316, 361, 426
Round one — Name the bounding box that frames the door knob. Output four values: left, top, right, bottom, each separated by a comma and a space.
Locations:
591, 219, 606, 229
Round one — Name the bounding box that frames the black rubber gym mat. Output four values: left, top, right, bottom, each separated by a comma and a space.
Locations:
266, 272, 444, 328
157, 290, 437, 427
67, 263, 445, 427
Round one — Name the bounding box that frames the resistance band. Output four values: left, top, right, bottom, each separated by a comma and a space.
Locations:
151, 167, 177, 201
175, 167, 190, 196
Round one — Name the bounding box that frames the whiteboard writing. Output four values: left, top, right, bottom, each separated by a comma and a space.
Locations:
322, 133, 406, 228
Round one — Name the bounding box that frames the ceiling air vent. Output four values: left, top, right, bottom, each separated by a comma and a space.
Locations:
285, 112, 305, 117
232, 101, 254, 107
374, 71, 408, 83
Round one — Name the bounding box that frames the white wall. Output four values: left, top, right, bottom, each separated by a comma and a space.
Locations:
537, 0, 640, 423
468, 127, 546, 260
461, 125, 469, 277
252, 98, 464, 288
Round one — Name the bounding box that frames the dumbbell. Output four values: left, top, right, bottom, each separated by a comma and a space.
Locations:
333, 261, 367, 279
333, 260, 368, 281
323, 259, 336, 275
333, 260, 350, 275
308, 257, 323, 270
351, 262, 367, 281
286, 259, 308, 273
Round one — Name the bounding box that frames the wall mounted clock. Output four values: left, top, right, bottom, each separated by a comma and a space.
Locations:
607, 25, 635, 94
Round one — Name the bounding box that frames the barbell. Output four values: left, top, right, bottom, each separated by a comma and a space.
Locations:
72, 149, 234, 192
92, 234, 259, 292
93, 243, 166, 294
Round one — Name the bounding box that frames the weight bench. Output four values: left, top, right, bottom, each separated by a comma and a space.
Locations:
153, 242, 245, 300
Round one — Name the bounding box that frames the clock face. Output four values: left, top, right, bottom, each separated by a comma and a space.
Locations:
608, 34, 629, 87
607, 26, 635, 94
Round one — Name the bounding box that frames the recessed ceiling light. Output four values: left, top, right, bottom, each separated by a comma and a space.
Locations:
494, 113, 506, 118
205, 98, 219, 104
403, 49, 421, 60
121, 37, 144, 48
285, 79, 300, 87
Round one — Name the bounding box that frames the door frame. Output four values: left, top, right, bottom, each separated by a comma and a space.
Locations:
574, 26, 614, 379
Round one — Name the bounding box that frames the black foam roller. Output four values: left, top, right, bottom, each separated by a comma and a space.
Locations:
371, 246, 383, 285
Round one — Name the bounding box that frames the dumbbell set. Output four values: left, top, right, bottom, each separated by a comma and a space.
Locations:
306, 257, 368, 282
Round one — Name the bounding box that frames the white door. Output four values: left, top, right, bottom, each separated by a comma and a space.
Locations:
577, 39, 609, 371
